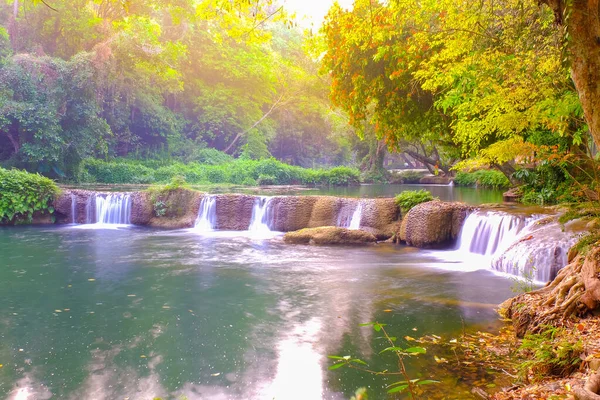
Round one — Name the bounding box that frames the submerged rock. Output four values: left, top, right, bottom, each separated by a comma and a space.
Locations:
400, 200, 471, 248
283, 226, 377, 245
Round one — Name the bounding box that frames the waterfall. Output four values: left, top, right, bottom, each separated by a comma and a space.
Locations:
337, 200, 363, 229
456, 211, 537, 256
195, 195, 217, 231
453, 211, 575, 282
248, 197, 273, 232
348, 202, 363, 230
70, 194, 77, 224
95, 194, 132, 225
85, 195, 94, 224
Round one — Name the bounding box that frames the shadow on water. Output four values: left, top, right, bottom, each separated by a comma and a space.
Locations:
0, 226, 514, 399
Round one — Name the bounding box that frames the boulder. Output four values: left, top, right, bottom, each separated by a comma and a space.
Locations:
400, 200, 472, 248
419, 175, 451, 185
132, 189, 202, 229
283, 226, 377, 245
269, 196, 319, 231
53, 189, 97, 224
503, 187, 522, 203
213, 194, 256, 230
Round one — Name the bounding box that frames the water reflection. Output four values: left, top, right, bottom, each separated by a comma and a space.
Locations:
0, 227, 514, 399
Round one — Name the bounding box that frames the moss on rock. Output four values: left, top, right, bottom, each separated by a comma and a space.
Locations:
283, 226, 377, 245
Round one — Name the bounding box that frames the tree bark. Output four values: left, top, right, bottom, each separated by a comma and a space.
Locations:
540, 0, 600, 149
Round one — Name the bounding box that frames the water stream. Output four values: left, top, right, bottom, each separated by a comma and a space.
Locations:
248, 197, 274, 233
194, 196, 217, 231
0, 226, 514, 400
94, 194, 132, 225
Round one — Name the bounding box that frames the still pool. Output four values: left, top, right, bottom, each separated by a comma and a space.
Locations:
0, 226, 514, 399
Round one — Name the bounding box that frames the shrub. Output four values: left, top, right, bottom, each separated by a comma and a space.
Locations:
518, 326, 583, 382
80, 158, 362, 186
191, 148, 234, 165
454, 170, 510, 189
394, 190, 436, 214
324, 166, 360, 186
0, 167, 60, 224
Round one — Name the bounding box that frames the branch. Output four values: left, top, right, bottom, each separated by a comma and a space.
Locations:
223, 93, 286, 154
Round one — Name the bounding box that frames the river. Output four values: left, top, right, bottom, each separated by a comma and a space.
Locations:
0, 225, 515, 399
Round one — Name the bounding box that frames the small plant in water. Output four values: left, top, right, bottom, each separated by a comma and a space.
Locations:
328, 322, 438, 398
510, 265, 538, 294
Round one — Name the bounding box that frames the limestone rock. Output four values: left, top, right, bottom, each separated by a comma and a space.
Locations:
400, 200, 472, 248
283, 226, 377, 245
133, 189, 202, 229
53, 189, 97, 224
214, 194, 256, 230
419, 175, 451, 185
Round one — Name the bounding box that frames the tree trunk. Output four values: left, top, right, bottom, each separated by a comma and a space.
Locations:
541, 0, 600, 150
4, 129, 20, 154
13, 0, 18, 18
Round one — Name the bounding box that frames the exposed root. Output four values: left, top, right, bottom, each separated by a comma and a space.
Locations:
574, 370, 600, 400
501, 247, 600, 338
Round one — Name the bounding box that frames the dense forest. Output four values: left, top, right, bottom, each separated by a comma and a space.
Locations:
1, 0, 599, 203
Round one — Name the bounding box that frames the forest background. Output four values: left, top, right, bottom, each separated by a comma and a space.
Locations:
0, 0, 594, 204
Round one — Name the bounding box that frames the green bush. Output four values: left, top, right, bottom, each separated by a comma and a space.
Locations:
454, 170, 510, 189
79, 158, 361, 186
191, 148, 234, 165
518, 326, 582, 382
394, 189, 436, 214
0, 168, 60, 224
324, 166, 361, 186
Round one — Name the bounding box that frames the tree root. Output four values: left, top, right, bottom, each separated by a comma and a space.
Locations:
574, 370, 600, 400
500, 249, 598, 338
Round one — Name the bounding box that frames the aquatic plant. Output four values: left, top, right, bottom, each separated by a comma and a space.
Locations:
328, 322, 437, 398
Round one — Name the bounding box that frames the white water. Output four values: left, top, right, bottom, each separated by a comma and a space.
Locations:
194, 196, 217, 231
435, 210, 576, 282
70, 194, 77, 224
85, 195, 94, 224
248, 197, 273, 233
456, 211, 538, 256
95, 194, 132, 225
337, 200, 363, 229
348, 202, 363, 230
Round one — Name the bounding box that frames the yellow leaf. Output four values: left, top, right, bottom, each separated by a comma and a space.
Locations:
404, 336, 416, 341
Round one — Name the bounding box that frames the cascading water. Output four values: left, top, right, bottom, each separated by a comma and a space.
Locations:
194, 195, 217, 231
95, 194, 132, 225
348, 202, 363, 230
85, 195, 94, 224
248, 197, 273, 232
456, 211, 538, 256
453, 210, 576, 282
337, 200, 363, 229
71, 194, 77, 224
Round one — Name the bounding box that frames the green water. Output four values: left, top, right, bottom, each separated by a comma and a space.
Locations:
0, 226, 513, 399
64, 183, 504, 205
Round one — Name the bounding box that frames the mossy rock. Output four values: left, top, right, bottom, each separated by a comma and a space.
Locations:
283, 226, 377, 245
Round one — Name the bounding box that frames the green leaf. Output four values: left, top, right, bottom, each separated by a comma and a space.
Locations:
416, 380, 439, 385
404, 347, 426, 355
387, 384, 409, 394
328, 363, 346, 370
